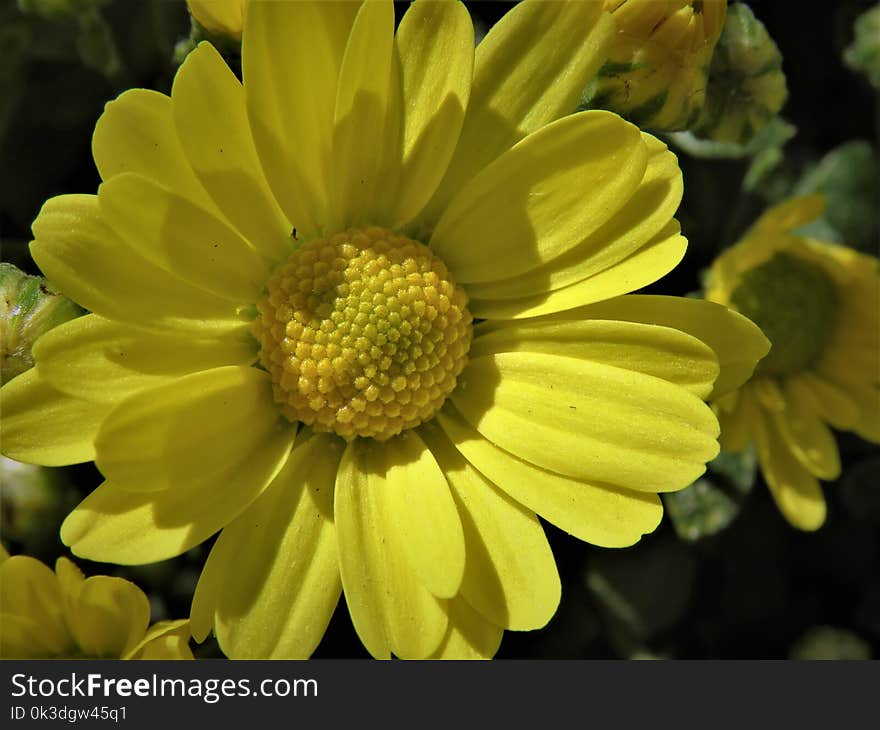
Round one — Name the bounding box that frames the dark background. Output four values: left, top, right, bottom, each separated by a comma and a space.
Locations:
1, 0, 878, 660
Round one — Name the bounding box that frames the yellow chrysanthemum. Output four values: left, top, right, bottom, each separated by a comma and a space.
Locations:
187, 0, 248, 41
707, 195, 880, 530
583, 0, 727, 130
0, 0, 768, 659
0, 548, 192, 659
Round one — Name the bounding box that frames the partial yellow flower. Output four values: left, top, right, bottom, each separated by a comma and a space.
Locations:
0, 550, 192, 659
583, 0, 727, 130
0, 0, 768, 659
187, 0, 248, 42
706, 195, 880, 530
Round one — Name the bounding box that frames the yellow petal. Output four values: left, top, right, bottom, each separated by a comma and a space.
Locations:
373, 430, 465, 599
422, 0, 613, 223
437, 405, 664, 548
187, 0, 245, 39
33, 314, 257, 405
171, 41, 290, 261
544, 294, 771, 399
30, 195, 246, 336
98, 173, 268, 303
465, 134, 681, 300
331, 0, 398, 227
419, 421, 559, 630
754, 407, 826, 530
779, 382, 841, 480
750, 194, 825, 234
430, 598, 503, 660
0, 556, 71, 658
61, 400, 294, 564
390, 0, 473, 227
92, 89, 214, 210
126, 619, 193, 660
67, 576, 151, 658
55, 557, 85, 619
243, 1, 359, 237
94, 366, 287, 493
717, 386, 757, 453
453, 352, 719, 492
334, 440, 447, 659
208, 433, 344, 659
470, 219, 687, 319
471, 318, 719, 399
0, 368, 109, 466
431, 111, 646, 284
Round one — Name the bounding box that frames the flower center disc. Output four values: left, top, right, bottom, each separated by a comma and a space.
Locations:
255, 226, 473, 441
730, 251, 838, 376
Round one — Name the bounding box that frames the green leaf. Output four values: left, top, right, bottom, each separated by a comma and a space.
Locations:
666, 116, 796, 161
791, 140, 879, 252
844, 3, 880, 89
663, 448, 757, 542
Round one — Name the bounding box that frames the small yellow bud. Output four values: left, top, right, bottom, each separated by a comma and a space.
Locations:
187, 0, 247, 43
583, 0, 728, 131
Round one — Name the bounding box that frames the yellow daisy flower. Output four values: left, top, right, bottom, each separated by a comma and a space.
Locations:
584, 0, 727, 130
0, 548, 192, 659
188, 0, 248, 42
707, 195, 880, 530
0, 0, 768, 659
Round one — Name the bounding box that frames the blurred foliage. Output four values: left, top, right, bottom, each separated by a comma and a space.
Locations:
844, 3, 880, 88
0, 0, 878, 660
663, 449, 757, 541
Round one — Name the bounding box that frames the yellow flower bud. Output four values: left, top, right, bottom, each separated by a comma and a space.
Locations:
187, 0, 248, 42
583, 0, 727, 131
691, 3, 788, 144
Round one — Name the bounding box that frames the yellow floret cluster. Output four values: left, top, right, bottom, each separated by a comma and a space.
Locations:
254, 227, 473, 441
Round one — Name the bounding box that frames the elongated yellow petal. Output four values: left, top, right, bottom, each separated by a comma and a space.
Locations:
171, 41, 291, 262
430, 598, 503, 660
390, 0, 473, 227
471, 318, 719, 399
92, 89, 214, 210
331, 0, 398, 227
243, 1, 359, 237
334, 440, 447, 659
30, 195, 246, 336
0, 368, 109, 466
465, 134, 681, 300
779, 383, 841, 480
419, 421, 559, 630
431, 111, 646, 284
208, 433, 344, 659
470, 219, 687, 319
61, 420, 294, 564
0, 556, 71, 658
453, 352, 719, 492
717, 386, 757, 453
98, 173, 268, 303
67, 576, 151, 658
33, 314, 256, 405
374, 430, 465, 599
423, 0, 613, 223
437, 406, 663, 548
544, 294, 771, 399
94, 366, 285, 493
754, 407, 826, 530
